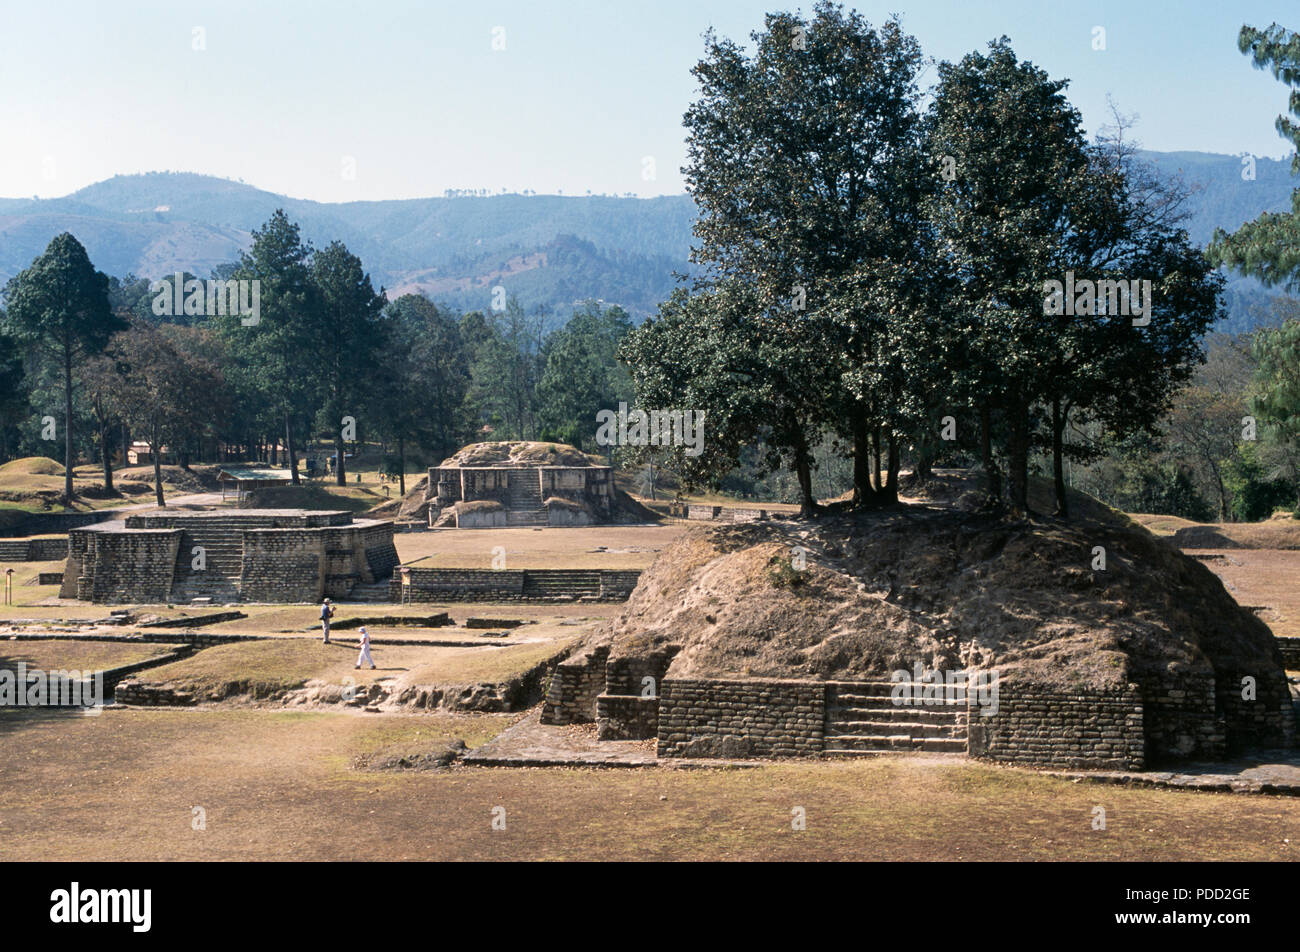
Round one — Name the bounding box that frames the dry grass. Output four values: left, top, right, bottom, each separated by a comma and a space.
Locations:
132, 634, 578, 698
0, 638, 180, 672
1192, 549, 1300, 638
395, 524, 684, 569
0, 707, 1295, 861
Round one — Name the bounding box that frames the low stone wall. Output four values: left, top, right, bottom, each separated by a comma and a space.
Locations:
657, 678, 826, 758
966, 683, 1145, 770
1278, 637, 1300, 669
1139, 674, 1225, 761
597, 694, 660, 740
0, 538, 67, 561
37, 572, 64, 585
456, 508, 508, 528
540, 646, 609, 724
396, 568, 640, 602
599, 571, 641, 600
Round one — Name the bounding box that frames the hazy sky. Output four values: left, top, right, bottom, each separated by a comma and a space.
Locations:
1, 0, 1297, 202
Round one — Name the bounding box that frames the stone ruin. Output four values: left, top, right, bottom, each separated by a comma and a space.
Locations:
63, 509, 399, 605
426, 441, 614, 528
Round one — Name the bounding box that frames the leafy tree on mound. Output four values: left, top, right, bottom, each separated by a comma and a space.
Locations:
1, 233, 124, 500
673, 4, 928, 509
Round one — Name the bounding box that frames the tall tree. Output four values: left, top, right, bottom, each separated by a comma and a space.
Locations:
222, 210, 318, 484
0, 233, 124, 499
310, 240, 387, 485
1208, 22, 1300, 289
680, 4, 927, 506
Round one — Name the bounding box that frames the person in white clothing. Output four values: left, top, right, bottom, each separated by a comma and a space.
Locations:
355, 626, 376, 670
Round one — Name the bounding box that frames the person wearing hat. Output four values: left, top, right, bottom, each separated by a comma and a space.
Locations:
320, 598, 335, 644
355, 626, 376, 670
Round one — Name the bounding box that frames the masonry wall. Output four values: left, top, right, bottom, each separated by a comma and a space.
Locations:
239, 530, 324, 602
966, 682, 1145, 770
85, 531, 183, 604
657, 678, 826, 758
1214, 667, 1296, 752
1138, 674, 1225, 760
0, 538, 67, 560
597, 694, 659, 740
359, 523, 400, 582
1277, 637, 1300, 668
397, 567, 639, 602
541, 646, 609, 724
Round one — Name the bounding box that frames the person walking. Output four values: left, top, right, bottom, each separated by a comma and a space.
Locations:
320, 598, 335, 644
355, 625, 376, 670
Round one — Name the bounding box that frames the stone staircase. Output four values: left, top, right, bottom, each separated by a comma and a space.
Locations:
345, 580, 394, 603
823, 682, 968, 756
507, 471, 546, 525
168, 522, 246, 604
521, 569, 602, 599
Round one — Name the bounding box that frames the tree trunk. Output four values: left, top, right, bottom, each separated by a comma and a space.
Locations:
285, 413, 300, 485
872, 427, 883, 493
794, 436, 816, 518
63, 354, 74, 500
851, 408, 878, 507
397, 437, 406, 497
882, 430, 900, 504
100, 416, 113, 493
1007, 404, 1030, 513
1051, 397, 1068, 518
335, 429, 346, 486
980, 402, 1001, 500
152, 421, 165, 507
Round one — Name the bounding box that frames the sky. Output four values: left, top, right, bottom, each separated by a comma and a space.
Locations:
0, 0, 1297, 203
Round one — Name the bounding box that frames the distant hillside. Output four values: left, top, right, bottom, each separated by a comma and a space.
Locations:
0, 152, 1295, 328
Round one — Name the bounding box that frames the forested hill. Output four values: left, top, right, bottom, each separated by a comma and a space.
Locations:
0, 150, 1295, 328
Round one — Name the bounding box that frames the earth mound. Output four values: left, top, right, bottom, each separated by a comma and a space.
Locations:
440, 441, 599, 467
589, 508, 1283, 691
0, 456, 64, 476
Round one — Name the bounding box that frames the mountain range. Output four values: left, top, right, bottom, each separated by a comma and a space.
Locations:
0, 150, 1295, 331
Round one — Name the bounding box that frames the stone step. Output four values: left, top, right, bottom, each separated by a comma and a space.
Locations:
828, 706, 968, 722
823, 735, 967, 753
826, 720, 965, 738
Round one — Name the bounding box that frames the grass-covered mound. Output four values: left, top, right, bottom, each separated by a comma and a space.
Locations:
592, 505, 1283, 692
440, 441, 599, 467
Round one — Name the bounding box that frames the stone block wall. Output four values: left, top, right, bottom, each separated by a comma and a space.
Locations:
84, 530, 182, 604
400, 568, 526, 601
0, 538, 67, 560
1138, 674, 1226, 760
597, 694, 660, 740
540, 646, 609, 724
29, 538, 69, 561
966, 682, 1145, 770
1214, 668, 1296, 751
456, 508, 508, 528
657, 678, 826, 758
359, 524, 400, 581
1277, 637, 1300, 669
599, 571, 641, 600
240, 530, 324, 602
